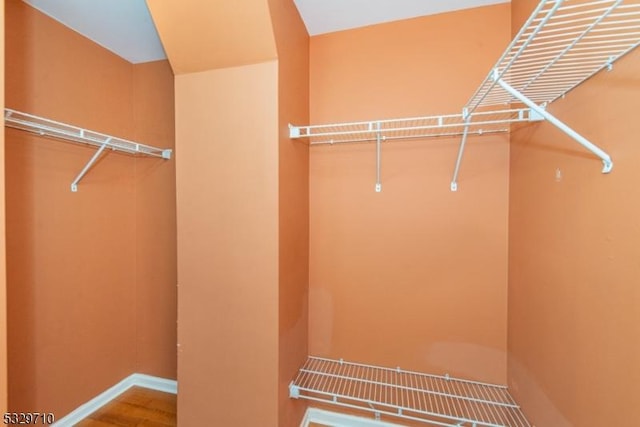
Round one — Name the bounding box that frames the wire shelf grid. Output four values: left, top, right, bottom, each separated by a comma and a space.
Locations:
466, 0, 640, 112
4, 109, 172, 159
290, 357, 531, 427
289, 108, 535, 145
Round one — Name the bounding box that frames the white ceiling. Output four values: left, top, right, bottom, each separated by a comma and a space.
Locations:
294, 0, 510, 36
23, 0, 509, 64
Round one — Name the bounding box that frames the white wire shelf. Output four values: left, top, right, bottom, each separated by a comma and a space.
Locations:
4, 109, 172, 159
288, 0, 639, 190
4, 108, 172, 192
466, 0, 640, 111
289, 108, 536, 145
290, 357, 531, 427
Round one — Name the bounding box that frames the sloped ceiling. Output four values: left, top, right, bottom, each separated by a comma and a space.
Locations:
23, 0, 167, 64
21, 0, 510, 65
146, 0, 277, 74
294, 0, 510, 35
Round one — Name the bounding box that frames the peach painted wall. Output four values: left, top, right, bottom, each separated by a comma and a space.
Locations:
153, 0, 310, 424
0, 0, 7, 412
268, 0, 310, 425
309, 4, 512, 384
174, 62, 279, 426
507, 1, 640, 426
6, 0, 136, 415
132, 61, 177, 379
5, 0, 176, 417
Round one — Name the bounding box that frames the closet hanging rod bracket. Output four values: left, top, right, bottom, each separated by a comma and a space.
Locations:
4, 108, 174, 191
375, 123, 382, 193
495, 77, 613, 174
450, 114, 473, 192
71, 140, 110, 192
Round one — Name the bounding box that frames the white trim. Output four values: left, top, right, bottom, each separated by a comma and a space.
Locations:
302, 407, 406, 427
52, 374, 177, 427
129, 373, 178, 394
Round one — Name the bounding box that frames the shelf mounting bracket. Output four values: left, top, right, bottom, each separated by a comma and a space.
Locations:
495, 76, 613, 173
375, 122, 382, 193
450, 108, 472, 192
289, 382, 300, 399
70, 139, 110, 192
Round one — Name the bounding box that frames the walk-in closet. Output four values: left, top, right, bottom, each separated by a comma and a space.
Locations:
1, 0, 639, 426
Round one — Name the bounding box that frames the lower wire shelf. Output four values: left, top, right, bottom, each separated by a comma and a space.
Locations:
290, 356, 530, 427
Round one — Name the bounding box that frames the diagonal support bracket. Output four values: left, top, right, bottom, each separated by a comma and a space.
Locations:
375, 122, 382, 193
450, 109, 472, 192
495, 76, 613, 173
70, 139, 110, 192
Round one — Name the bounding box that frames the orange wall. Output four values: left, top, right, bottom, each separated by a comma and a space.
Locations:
507, 1, 640, 426
0, 0, 7, 413
5, 0, 175, 417
133, 61, 177, 379
268, 0, 310, 425
146, 0, 277, 74
155, 0, 310, 424
6, 0, 136, 415
309, 4, 511, 384
174, 62, 279, 426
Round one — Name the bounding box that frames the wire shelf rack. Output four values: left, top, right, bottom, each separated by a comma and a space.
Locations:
289, 108, 535, 145
4, 109, 172, 159
290, 357, 531, 427
4, 108, 173, 192
466, 0, 640, 112
289, 0, 640, 189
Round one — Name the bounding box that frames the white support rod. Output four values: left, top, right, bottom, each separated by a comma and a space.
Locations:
70, 141, 109, 192
450, 117, 472, 192
375, 122, 382, 192
496, 78, 613, 173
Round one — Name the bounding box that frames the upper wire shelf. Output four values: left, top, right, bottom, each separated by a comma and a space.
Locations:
290, 356, 531, 427
288, 0, 640, 190
4, 108, 172, 192
466, 0, 640, 112
289, 108, 537, 145
4, 109, 172, 159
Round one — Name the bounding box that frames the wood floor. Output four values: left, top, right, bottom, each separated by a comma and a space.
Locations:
75, 386, 176, 427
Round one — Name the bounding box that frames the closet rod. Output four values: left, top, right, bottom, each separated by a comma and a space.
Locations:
4, 108, 172, 192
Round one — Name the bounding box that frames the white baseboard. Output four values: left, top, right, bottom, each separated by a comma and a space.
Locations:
129, 373, 178, 394
52, 374, 177, 427
302, 407, 405, 427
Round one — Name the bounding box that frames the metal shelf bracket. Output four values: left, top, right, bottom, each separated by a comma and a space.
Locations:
495, 77, 614, 174
375, 122, 382, 193
4, 108, 173, 192
70, 140, 110, 192
450, 111, 472, 192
